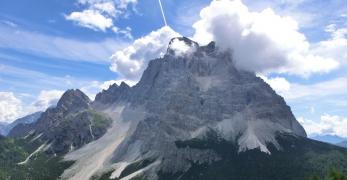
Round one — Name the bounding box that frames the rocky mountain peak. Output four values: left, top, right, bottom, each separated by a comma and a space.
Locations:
61, 37, 308, 180
119, 81, 130, 89
104, 37, 306, 158
94, 82, 131, 106
57, 89, 90, 113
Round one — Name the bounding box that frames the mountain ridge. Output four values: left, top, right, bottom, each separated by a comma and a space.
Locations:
9, 89, 112, 155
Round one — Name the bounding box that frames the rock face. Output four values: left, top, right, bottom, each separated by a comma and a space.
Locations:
94, 82, 130, 106
9, 89, 112, 155
65, 37, 307, 179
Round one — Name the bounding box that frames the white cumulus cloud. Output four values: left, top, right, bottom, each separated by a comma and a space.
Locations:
312, 24, 347, 65
276, 76, 347, 100
0, 90, 65, 123
31, 90, 64, 111
66, 10, 113, 31
108, 0, 341, 83
258, 75, 291, 95
299, 115, 347, 138
0, 92, 23, 123
110, 26, 180, 80
66, 0, 137, 36
192, 0, 339, 77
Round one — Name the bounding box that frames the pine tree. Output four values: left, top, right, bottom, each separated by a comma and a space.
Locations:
328, 169, 347, 180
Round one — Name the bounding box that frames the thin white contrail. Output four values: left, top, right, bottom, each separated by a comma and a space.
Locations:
158, 0, 168, 26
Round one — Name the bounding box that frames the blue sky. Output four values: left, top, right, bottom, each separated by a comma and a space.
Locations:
0, 0, 347, 138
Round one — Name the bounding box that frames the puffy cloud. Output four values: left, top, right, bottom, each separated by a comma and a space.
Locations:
298, 115, 347, 137
278, 76, 347, 100
66, 10, 113, 31
0, 90, 64, 123
31, 90, 64, 111
260, 75, 347, 128
93, 1, 118, 16
108, 0, 340, 83
169, 38, 197, 56
192, 0, 339, 77
259, 75, 347, 130
312, 24, 347, 65
66, 0, 137, 35
0, 92, 23, 123
258, 75, 291, 95
110, 26, 180, 80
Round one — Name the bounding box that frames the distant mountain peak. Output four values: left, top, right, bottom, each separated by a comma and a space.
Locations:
4, 111, 42, 136
94, 82, 130, 105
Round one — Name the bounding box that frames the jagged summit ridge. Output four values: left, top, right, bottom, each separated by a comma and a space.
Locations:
94, 82, 130, 106
57, 89, 90, 113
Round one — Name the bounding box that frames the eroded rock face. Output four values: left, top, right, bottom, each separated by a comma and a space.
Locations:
94, 82, 130, 106
78, 37, 306, 178
10, 89, 112, 155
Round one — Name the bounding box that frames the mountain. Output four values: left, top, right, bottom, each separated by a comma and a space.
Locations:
310, 135, 347, 144
337, 141, 347, 148
9, 89, 112, 155
1, 37, 347, 180
0, 112, 43, 136
61, 37, 345, 180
